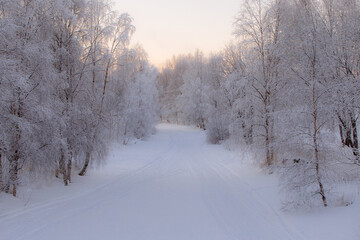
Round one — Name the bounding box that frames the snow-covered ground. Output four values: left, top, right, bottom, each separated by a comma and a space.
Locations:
0, 124, 359, 240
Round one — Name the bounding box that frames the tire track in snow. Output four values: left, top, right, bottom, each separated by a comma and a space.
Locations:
1, 125, 312, 240
206, 154, 308, 240
0, 133, 177, 240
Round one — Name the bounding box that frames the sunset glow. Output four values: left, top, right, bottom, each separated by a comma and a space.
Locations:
114, 0, 241, 67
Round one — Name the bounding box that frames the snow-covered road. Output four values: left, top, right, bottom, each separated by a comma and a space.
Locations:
0, 124, 359, 240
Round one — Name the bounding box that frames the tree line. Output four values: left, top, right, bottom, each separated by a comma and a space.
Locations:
158, 0, 360, 209
0, 0, 159, 197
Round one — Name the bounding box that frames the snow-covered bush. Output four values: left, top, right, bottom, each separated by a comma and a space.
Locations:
206, 114, 230, 144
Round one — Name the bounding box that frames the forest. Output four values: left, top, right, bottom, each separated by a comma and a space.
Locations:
0, 0, 159, 197
1, 0, 360, 210
158, 0, 360, 208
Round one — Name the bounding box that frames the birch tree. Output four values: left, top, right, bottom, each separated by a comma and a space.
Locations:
78, 1, 134, 176
233, 0, 284, 166
0, 0, 58, 195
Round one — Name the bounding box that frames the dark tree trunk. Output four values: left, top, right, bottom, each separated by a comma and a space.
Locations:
351, 115, 359, 163
0, 149, 3, 191
339, 124, 344, 146
313, 110, 327, 207
338, 115, 353, 148
312, 77, 327, 207
338, 114, 359, 163
79, 151, 90, 176
58, 149, 68, 186
345, 129, 353, 147
9, 153, 19, 197
8, 138, 20, 197
66, 151, 72, 184
264, 110, 273, 166
7, 96, 22, 197
79, 131, 95, 176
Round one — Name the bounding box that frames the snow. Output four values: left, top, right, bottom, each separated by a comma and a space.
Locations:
0, 124, 359, 240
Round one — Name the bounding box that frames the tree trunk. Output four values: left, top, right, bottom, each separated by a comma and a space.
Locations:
66, 152, 72, 184
79, 128, 96, 176
0, 149, 3, 191
338, 113, 359, 163
78, 45, 98, 177
8, 147, 19, 197
338, 115, 353, 148
351, 115, 359, 163
79, 151, 90, 176
264, 105, 273, 166
7, 98, 22, 197
338, 124, 353, 148
65, 143, 72, 185
312, 81, 327, 207
58, 149, 68, 186
314, 144, 327, 207
265, 124, 271, 166
339, 124, 344, 146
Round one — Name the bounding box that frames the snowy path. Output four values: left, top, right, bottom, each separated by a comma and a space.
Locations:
0, 124, 359, 240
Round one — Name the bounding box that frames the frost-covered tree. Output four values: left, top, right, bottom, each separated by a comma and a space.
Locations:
110, 46, 159, 144
275, 0, 359, 208
177, 51, 209, 129
329, 0, 360, 164
0, 0, 158, 196
0, 0, 61, 196
50, 0, 90, 185
233, 0, 285, 166
204, 54, 230, 144
78, 1, 135, 176
157, 0, 360, 209
158, 56, 189, 123
158, 51, 211, 129
277, 0, 331, 207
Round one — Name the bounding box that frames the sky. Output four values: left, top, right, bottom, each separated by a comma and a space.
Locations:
114, 0, 241, 67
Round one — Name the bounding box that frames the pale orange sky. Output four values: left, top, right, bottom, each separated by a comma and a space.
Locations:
114, 0, 241, 67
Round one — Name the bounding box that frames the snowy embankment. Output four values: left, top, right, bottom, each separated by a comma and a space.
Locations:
0, 124, 359, 240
